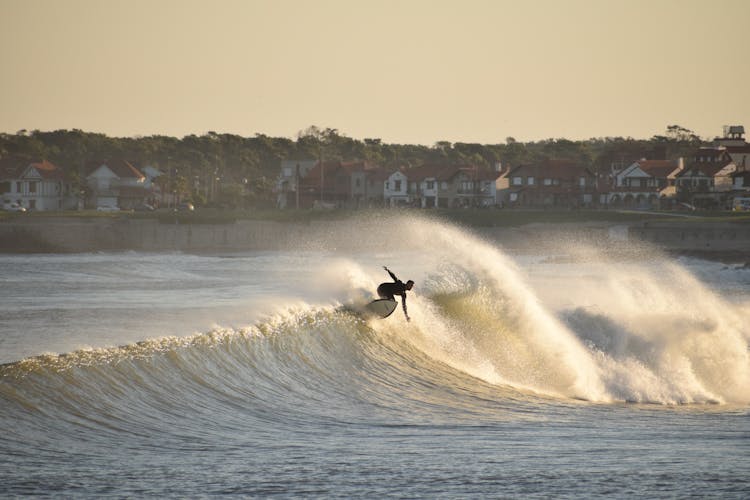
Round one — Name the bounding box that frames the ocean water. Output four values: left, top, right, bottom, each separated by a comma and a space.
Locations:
1, 214, 749, 498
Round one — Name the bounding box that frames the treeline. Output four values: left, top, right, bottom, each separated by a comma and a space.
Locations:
0, 125, 704, 207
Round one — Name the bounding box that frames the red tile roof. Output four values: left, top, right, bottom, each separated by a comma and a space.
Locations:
635, 159, 681, 179
86, 159, 144, 179
0, 157, 64, 180
28, 159, 65, 180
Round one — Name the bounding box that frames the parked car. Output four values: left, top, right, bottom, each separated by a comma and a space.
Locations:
134, 203, 155, 211
733, 197, 750, 212
96, 205, 120, 212
1, 202, 26, 212
177, 202, 195, 212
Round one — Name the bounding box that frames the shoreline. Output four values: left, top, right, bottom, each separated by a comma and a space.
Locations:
1, 215, 749, 263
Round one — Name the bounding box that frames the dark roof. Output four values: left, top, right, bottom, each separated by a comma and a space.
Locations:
677, 163, 734, 178
507, 159, 595, 179
635, 159, 681, 178
86, 159, 144, 179
404, 164, 499, 182
725, 145, 750, 154
678, 148, 735, 178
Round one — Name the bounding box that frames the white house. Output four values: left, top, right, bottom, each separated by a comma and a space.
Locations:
608, 159, 683, 209
0, 158, 76, 211
384, 170, 410, 206
85, 159, 149, 210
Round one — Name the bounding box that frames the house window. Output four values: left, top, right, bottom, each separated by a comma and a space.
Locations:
0, 181, 9, 194
509, 193, 518, 201
426, 181, 435, 190
394, 180, 401, 191
527, 176, 534, 185
579, 177, 586, 187
385, 181, 390, 190
544, 178, 552, 186
512, 177, 523, 186
355, 178, 361, 188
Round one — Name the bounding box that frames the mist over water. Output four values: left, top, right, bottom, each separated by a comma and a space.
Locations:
1, 213, 749, 497
278, 213, 750, 405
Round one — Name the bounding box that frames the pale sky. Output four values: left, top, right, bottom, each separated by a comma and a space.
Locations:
1, 0, 748, 145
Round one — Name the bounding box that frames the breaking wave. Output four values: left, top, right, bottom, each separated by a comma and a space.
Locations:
3, 214, 749, 414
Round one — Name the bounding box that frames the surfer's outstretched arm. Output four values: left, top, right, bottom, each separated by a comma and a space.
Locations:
401, 293, 410, 321
384, 266, 398, 282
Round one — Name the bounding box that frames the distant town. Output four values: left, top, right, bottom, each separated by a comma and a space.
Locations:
1, 125, 749, 214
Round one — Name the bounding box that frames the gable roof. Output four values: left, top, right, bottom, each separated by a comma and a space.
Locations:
678, 148, 735, 178
405, 164, 458, 181
690, 147, 732, 163
0, 157, 64, 181
633, 159, 682, 179
676, 163, 736, 178
86, 159, 144, 179
25, 159, 65, 180
404, 163, 499, 182
506, 159, 595, 179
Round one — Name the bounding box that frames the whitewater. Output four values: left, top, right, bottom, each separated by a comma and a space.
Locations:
1, 213, 749, 497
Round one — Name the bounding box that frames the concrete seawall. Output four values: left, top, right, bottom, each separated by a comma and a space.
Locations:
1, 217, 749, 259
0, 217, 322, 253
628, 221, 750, 253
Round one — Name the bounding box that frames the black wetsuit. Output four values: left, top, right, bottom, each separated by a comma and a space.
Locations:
377, 268, 410, 319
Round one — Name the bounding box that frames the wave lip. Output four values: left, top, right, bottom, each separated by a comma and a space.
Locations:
3, 213, 749, 409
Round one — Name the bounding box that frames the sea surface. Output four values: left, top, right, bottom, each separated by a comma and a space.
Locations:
1, 215, 749, 498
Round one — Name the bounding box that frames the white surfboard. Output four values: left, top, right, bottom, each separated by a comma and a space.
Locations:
364, 299, 398, 319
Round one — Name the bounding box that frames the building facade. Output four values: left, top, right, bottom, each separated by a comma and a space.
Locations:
0, 158, 76, 211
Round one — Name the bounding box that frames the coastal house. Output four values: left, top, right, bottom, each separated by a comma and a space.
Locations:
403, 164, 499, 208
607, 159, 683, 209
500, 159, 598, 208
0, 158, 76, 211
384, 169, 410, 207
675, 148, 736, 209
451, 165, 499, 208
85, 159, 150, 210
714, 125, 749, 171
343, 160, 383, 208
276, 159, 317, 209
405, 164, 446, 208
297, 160, 383, 209
711, 125, 750, 192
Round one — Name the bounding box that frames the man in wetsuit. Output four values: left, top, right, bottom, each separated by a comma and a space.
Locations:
377, 266, 414, 321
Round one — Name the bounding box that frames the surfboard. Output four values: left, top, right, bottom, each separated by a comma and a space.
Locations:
364, 299, 398, 318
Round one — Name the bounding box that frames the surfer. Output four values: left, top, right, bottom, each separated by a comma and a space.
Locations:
377, 266, 414, 321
